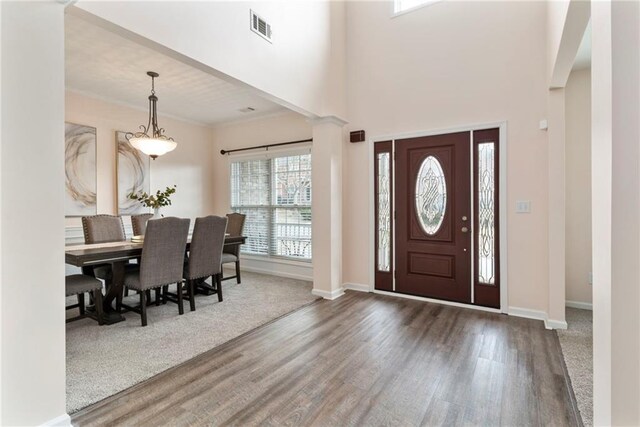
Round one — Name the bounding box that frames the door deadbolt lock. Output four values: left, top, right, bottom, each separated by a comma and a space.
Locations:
462, 216, 468, 221
461, 226, 469, 233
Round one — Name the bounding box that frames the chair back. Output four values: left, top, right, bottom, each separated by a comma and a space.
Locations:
187, 216, 228, 280
82, 215, 126, 244
139, 217, 190, 287
131, 213, 154, 236
224, 213, 246, 256
226, 213, 246, 236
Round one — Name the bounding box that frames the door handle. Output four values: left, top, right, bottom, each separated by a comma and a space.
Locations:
461, 226, 469, 233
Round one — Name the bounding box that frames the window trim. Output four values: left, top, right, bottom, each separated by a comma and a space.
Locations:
227, 146, 312, 262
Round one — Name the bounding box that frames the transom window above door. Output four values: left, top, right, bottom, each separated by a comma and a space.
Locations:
393, 0, 443, 15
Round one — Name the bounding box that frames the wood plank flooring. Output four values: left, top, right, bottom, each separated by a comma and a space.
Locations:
71, 291, 579, 427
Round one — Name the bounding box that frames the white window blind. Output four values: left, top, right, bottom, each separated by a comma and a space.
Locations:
230, 152, 312, 261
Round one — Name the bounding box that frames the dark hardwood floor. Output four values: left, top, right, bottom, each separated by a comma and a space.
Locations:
71, 291, 579, 426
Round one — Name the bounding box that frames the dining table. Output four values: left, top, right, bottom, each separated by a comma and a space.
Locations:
65, 235, 246, 325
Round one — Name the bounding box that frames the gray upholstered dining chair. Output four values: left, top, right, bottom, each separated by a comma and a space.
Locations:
131, 213, 154, 236
118, 217, 190, 326
221, 212, 246, 284
182, 215, 228, 310
82, 214, 126, 244
65, 274, 104, 325
82, 214, 138, 296
81, 214, 129, 283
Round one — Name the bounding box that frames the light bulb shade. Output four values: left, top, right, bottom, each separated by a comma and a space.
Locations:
129, 137, 177, 158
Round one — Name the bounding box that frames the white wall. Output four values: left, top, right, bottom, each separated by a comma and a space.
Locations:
71, 1, 347, 120
65, 91, 216, 236
344, 1, 550, 314
1, 2, 68, 425
565, 69, 592, 306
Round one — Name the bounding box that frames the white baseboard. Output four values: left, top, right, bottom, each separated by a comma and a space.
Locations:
237, 264, 312, 281
566, 300, 593, 310
546, 318, 568, 330
343, 282, 370, 292
312, 287, 345, 300
508, 306, 567, 330
41, 413, 71, 426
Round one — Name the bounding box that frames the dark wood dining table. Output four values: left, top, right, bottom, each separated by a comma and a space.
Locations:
65, 236, 246, 324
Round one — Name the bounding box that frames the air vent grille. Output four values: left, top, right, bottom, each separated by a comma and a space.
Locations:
250, 10, 272, 42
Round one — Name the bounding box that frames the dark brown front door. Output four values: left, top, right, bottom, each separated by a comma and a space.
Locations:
395, 132, 471, 303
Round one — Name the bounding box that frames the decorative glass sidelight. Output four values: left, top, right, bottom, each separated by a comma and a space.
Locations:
415, 156, 447, 235
478, 142, 495, 284
377, 152, 391, 272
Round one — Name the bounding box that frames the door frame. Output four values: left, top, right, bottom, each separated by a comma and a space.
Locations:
368, 121, 508, 313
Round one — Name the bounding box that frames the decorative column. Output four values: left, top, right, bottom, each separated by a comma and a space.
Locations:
592, 1, 640, 424
311, 117, 346, 299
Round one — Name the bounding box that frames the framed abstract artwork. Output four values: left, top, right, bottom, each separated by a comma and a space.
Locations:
116, 131, 151, 215
65, 123, 97, 216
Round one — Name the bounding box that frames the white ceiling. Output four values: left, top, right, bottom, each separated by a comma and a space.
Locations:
572, 20, 591, 71
65, 14, 286, 126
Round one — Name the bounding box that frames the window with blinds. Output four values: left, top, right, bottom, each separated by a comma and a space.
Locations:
230, 152, 312, 261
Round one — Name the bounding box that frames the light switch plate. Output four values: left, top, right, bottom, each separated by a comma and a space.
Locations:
539, 119, 548, 130
516, 200, 531, 213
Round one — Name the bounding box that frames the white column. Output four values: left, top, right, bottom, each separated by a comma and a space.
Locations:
1, 2, 68, 425
592, 0, 640, 424
547, 87, 567, 329
311, 117, 346, 299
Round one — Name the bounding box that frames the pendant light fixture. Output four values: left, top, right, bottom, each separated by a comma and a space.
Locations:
126, 71, 177, 160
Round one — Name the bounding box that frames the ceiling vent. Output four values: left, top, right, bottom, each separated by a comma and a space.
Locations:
250, 10, 272, 42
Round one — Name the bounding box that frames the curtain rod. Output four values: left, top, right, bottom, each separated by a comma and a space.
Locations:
220, 138, 313, 155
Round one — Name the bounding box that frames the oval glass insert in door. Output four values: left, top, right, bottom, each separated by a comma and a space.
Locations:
415, 155, 447, 235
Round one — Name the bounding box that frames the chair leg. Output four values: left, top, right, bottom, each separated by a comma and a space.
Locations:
162, 285, 169, 304
78, 293, 85, 316
140, 291, 148, 327
146, 289, 152, 305
188, 280, 196, 312
155, 288, 161, 306
177, 281, 184, 315
93, 290, 104, 325
217, 274, 223, 302
235, 261, 241, 284
124, 288, 129, 297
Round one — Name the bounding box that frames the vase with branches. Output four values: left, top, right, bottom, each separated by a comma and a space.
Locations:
128, 185, 177, 219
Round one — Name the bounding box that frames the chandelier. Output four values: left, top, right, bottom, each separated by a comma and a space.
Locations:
126, 71, 177, 160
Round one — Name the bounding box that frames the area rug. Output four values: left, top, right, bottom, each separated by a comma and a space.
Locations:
66, 270, 317, 413
558, 307, 593, 426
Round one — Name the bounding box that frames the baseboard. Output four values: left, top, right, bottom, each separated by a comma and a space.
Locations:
311, 287, 345, 300
237, 264, 312, 282
343, 283, 371, 292
566, 300, 593, 310
508, 306, 567, 330
546, 318, 568, 330
41, 413, 71, 426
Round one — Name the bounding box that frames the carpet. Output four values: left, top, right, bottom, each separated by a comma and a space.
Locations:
558, 307, 593, 426
66, 270, 318, 413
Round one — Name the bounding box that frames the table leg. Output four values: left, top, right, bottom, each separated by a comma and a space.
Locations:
100, 261, 126, 324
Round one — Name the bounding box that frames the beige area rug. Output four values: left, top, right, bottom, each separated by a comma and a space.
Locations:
66, 270, 317, 413
558, 307, 593, 426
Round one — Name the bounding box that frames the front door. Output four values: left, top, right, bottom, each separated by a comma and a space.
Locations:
395, 132, 471, 303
